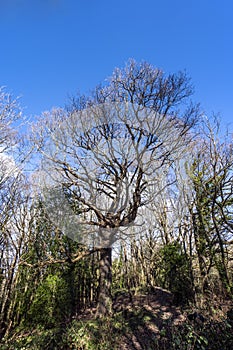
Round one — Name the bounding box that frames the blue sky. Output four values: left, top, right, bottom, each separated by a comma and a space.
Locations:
0, 0, 232, 127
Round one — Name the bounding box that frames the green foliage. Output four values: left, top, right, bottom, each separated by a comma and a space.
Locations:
112, 252, 125, 292
168, 319, 233, 350
0, 327, 63, 350
169, 323, 209, 350
27, 274, 70, 327
157, 242, 194, 304
65, 318, 125, 350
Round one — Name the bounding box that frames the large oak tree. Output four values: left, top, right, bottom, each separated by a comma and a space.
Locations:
33, 60, 200, 316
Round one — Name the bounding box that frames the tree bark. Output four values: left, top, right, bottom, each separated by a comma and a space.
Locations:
96, 247, 112, 318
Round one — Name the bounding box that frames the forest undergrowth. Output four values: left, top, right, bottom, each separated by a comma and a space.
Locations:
1, 287, 233, 350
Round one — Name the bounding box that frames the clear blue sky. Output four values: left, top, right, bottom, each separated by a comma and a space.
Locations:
0, 0, 232, 127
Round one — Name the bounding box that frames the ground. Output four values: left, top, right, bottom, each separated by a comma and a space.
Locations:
1, 287, 233, 349
74, 287, 233, 350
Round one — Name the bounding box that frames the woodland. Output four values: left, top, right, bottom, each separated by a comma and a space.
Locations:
0, 60, 233, 349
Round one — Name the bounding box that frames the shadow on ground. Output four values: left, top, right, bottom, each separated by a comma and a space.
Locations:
113, 287, 185, 350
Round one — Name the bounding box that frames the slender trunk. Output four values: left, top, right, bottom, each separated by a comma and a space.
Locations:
192, 213, 209, 291
211, 204, 230, 293
96, 247, 112, 318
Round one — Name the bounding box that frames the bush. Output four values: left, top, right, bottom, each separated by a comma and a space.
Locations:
157, 242, 194, 304
27, 274, 70, 327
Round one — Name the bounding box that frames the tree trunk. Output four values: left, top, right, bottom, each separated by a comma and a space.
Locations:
96, 247, 112, 318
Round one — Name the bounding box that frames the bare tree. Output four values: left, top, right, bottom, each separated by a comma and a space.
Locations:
0, 87, 26, 337
186, 118, 233, 295
32, 60, 200, 316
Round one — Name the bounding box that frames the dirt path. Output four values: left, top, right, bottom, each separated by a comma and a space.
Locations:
113, 287, 186, 350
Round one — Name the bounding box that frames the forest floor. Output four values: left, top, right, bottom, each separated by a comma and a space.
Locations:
73, 287, 233, 350
113, 287, 186, 349
1, 287, 233, 349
